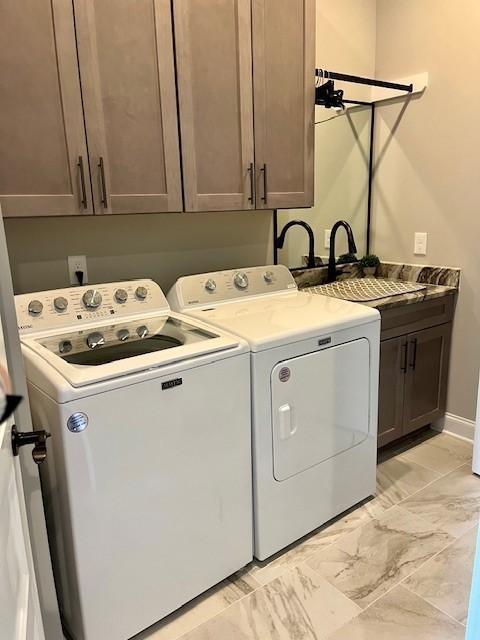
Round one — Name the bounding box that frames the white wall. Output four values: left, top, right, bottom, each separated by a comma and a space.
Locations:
5, 211, 273, 294
373, 0, 480, 421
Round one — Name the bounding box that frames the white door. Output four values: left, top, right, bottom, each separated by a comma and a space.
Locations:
271, 339, 370, 481
0, 308, 45, 640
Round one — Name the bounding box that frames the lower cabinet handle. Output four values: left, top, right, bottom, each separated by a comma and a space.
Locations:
401, 341, 408, 372
409, 338, 418, 370
98, 156, 108, 208
248, 162, 254, 204
77, 156, 87, 209
261, 163, 267, 204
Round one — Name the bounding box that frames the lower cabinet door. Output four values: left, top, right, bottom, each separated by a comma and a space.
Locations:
378, 336, 407, 448
403, 323, 452, 434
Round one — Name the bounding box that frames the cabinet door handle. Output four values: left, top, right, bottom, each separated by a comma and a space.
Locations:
260, 163, 267, 204
98, 156, 108, 208
77, 156, 87, 209
401, 340, 408, 372
409, 338, 418, 370
248, 162, 254, 205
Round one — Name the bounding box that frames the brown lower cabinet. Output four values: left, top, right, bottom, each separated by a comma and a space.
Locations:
377, 296, 454, 448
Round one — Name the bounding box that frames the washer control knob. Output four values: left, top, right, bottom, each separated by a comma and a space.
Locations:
82, 289, 102, 309
114, 288, 128, 304
28, 300, 43, 316
135, 286, 148, 300
263, 270, 274, 284
53, 296, 68, 312
205, 278, 217, 292
86, 332, 105, 350
117, 329, 130, 342
234, 272, 249, 290
59, 339, 72, 354
136, 325, 148, 338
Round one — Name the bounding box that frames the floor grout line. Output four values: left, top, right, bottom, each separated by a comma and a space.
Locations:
401, 582, 467, 627
384, 460, 473, 512
392, 503, 455, 537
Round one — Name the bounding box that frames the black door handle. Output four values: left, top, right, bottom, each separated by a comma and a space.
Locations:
11, 425, 51, 464
409, 338, 418, 370
400, 340, 408, 372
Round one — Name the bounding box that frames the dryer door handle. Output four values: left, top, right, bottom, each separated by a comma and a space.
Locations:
278, 404, 297, 440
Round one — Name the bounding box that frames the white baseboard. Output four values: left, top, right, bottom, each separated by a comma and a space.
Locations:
433, 412, 476, 443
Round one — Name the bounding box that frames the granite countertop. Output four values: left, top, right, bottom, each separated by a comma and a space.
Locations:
293, 261, 460, 312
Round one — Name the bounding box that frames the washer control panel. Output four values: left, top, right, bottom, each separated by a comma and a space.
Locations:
169, 265, 297, 309
15, 279, 169, 335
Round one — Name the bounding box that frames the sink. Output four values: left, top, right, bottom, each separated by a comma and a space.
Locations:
304, 278, 426, 302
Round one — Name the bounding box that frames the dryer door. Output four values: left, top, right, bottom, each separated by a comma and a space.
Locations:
271, 338, 370, 481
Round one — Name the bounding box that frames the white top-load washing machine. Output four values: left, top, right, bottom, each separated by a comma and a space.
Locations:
168, 265, 381, 560
16, 280, 252, 640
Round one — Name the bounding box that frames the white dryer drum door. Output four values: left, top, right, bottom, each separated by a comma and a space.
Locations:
271, 338, 370, 481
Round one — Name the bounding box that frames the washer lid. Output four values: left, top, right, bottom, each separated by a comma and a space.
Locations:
21, 312, 244, 387
187, 291, 380, 352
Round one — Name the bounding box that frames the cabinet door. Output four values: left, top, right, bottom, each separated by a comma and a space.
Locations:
252, 0, 315, 209
0, 0, 92, 217
174, 0, 255, 212
74, 0, 182, 214
403, 324, 452, 435
377, 337, 407, 448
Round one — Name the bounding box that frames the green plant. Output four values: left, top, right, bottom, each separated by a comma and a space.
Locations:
337, 252, 357, 264
360, 254, 380, 268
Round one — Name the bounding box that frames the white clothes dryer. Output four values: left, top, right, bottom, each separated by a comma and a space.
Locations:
168, 265, 381, 560
16, 280, 252, 640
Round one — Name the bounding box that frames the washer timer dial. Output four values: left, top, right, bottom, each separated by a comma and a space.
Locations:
82, 289, 102, 309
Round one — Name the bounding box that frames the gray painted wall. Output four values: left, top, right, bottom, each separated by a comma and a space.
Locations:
5, 210, 273, 294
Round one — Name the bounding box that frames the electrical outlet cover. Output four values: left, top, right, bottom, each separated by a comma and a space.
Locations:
68, 255, 88, 285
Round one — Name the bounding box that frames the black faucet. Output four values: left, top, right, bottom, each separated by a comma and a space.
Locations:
327, 220, 357, 283
276, 220, 316, 269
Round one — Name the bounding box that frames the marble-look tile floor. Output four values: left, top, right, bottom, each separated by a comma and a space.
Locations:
136, 430, 477, 640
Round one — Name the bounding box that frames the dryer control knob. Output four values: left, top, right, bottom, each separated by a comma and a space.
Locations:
54, 296, 68, 312
137, 325, 148, 338
82, 289, 102, 309
263, 270, 274, 283
205, 278, 217, 292
234, 272, 249, 290
117, 329, 130, 341
28, 300, 43, 316
114, 288, 128, 304
135, 286, 148, 300
86, 332, 105, 349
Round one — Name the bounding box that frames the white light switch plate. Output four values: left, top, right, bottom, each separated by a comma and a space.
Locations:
324, 229, 331, 249
414, 232, 428, 256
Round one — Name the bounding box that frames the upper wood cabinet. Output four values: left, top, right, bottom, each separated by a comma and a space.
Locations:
0, 0, 314, 217
252, 0, 315, 209
73, 0, 182, 214
174, 0, 315, 212
174, 0, 255, 212
0, 0, 92, 217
